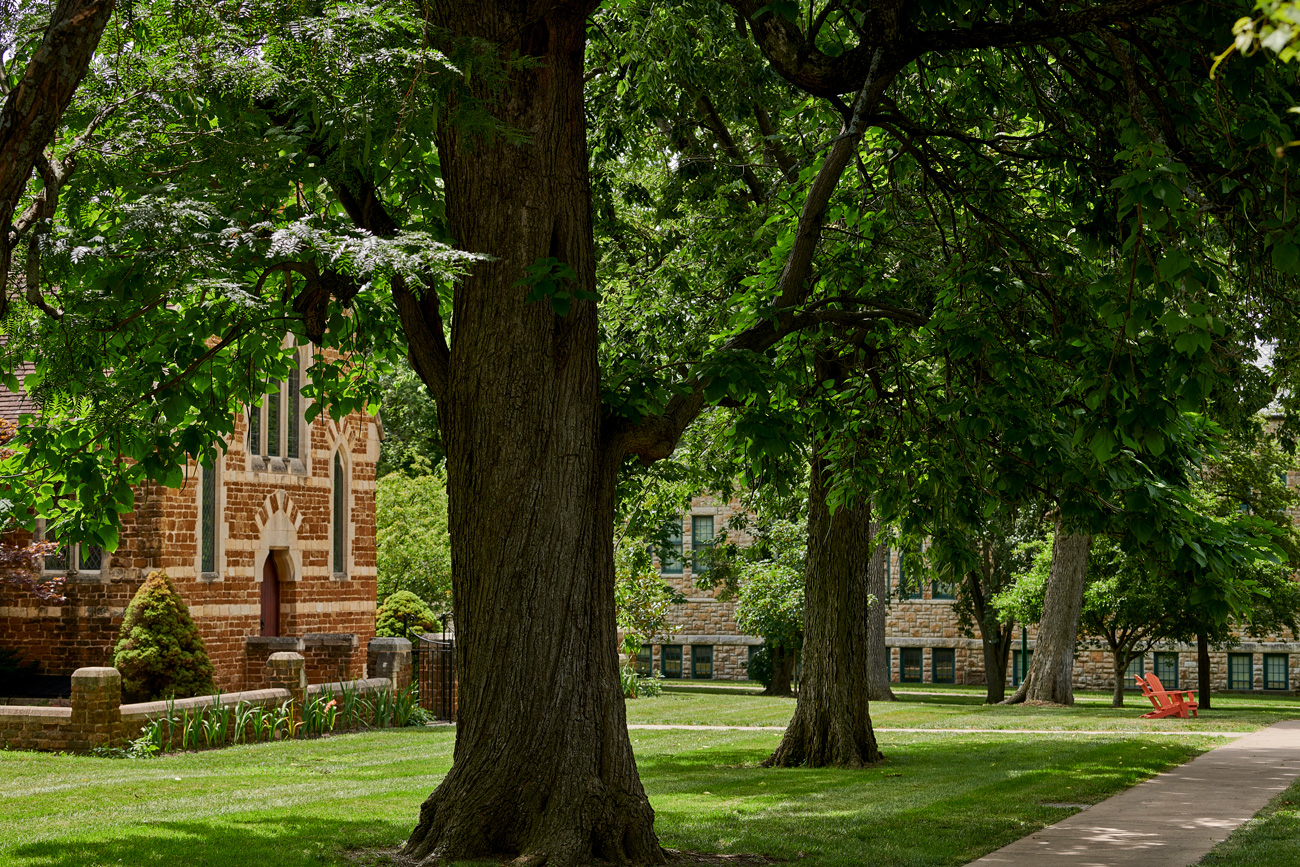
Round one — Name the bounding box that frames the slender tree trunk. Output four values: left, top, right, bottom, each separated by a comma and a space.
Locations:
403, 7, 663, 866
766, 452, 883, 768
867, 520, 896, 702
1004, 523, 1092, 706
967, 565, 1013, 704
1111, 650, 1127, 708
1198, 632, 1212, 710
764, 646, 796, 696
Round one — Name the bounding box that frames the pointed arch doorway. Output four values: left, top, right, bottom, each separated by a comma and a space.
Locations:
261, 554, 281, 637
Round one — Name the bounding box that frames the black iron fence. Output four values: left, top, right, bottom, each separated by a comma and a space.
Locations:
416, 637, 456, 721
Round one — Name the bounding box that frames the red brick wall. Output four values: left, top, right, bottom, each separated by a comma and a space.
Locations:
1, 392, 378, 692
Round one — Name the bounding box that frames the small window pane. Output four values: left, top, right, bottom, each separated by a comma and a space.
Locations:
692, 645, 714, 680
1228, 653, 1253, 690
883, 547, 891, 595
333, 453, 346, 573
932, 648, 955, 684
634, 646, 652, 677
660, 521, 683, 575
43, 530, 68, 572
1012, 649, 1033, 686
1265, 654, 1289, 691
201, 461, 217, 574
267, 385, 281, 457
691, 515, 714, 573
249, 405, 262, 456
662, 645, 682, 679
931, 578, 956, 600
1124, 654, 1145, 689
1154, 652, 1178, 688
78, 545, 103, 571
287, 362, 300, 460
900, 647, 922, 683
900, 552, 922, 599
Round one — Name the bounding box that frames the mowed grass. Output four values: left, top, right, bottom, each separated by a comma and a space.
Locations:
0, 713, 1229, 867
625, 681, 1300, 732
1199, 776, 1300, 866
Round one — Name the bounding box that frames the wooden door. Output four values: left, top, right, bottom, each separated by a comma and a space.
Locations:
261, 555, 280, 637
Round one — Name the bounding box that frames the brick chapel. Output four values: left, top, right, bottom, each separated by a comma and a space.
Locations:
645, 495, 1300, 695
0, 345, 380, 692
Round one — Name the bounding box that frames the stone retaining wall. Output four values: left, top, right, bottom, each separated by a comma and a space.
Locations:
0, 638, 411, 754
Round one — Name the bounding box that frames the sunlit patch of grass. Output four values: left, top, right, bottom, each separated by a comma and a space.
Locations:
1198, 777, 1300, 866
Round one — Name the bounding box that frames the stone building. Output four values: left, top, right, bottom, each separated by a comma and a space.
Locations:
644, 496, 1300, 695
0, 346, 380, 692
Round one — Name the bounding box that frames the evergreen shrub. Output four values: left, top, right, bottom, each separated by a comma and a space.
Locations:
113, 570, 215, 702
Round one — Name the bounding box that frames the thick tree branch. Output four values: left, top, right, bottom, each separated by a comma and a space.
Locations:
921, 0, 1176, 54
329, 179, 452, 403
609, 58, 899, 464
0, 0, 115, 312
693, 90, 766, 203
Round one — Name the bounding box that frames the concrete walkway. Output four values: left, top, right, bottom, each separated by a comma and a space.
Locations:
966, 719, 1300, 867
627, 723, 1250, 737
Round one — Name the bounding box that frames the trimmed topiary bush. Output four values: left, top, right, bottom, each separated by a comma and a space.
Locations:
376, 590, 440, 643
113, 570, 215, 702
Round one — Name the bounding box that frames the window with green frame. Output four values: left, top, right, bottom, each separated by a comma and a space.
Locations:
691, 515, 714, 573
692, 645, 714, 679
1012, 649, 1033, 686
898, 552, 923, 600
634, 646, 652, 677
660, 521, 683, 575
931, 577, 956, 600
662, 645, 682, 679
882, 547, 891, 595
1123, 653, 1145, 690
900, 647, 922, 683
1153, 652, 1178, 688
1228, 653, 1253, 690
1264, 654, 1289, 691
932, 648, 956, 683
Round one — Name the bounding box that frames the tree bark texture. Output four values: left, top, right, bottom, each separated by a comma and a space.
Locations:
1111, 652, 1128, 708
1198, 632, 1212, 710
763, 647, 797, 696
867, 522, 895, 702
403, 5, 663, 866
0, 0, 115, 304
1004, 525, 1092, 706
966, 557, 1013, 704
766, 454, 883, 768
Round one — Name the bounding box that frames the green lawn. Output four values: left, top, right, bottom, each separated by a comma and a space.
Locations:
2, 687, 1296, 867
628, 681, 1297, 732
1198, 777, 1300, 866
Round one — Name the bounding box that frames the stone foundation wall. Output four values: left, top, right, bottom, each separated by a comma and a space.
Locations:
0, 639, 408, 754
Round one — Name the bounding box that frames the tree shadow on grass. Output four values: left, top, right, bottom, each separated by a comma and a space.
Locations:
6, 816, 414, 867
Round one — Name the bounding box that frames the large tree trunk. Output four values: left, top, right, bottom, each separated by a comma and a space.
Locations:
765, 453, 883, 768
867, 522, 896, 702
1198, 632, 1212, 710
403, 7, 663, 866
1004, 524, 1092, 706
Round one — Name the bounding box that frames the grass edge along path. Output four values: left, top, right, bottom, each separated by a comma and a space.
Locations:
0, 726, 1227, 867
1198, 773, 1300, 866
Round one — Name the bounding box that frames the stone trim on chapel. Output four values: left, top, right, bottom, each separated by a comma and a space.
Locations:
0, 345, 380, 692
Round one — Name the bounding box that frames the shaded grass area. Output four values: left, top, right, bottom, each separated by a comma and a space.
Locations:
629, 682, 1298, 732
0, 725, 1222, 867
1198, 776, 1300, 866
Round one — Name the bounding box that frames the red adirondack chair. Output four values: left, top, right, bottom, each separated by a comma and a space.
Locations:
1135, 672, 1199, 719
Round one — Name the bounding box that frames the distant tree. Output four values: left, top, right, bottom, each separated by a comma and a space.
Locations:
113, 571, 214, 702
734, 557, 804, 698
614, 541, 684, 667
376, 361, 444, 478
375, 472, 452, 618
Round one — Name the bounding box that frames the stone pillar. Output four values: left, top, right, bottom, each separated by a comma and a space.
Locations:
70, 667, 123, 752
367, 637, 413, 691
266, 651, 307, 724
